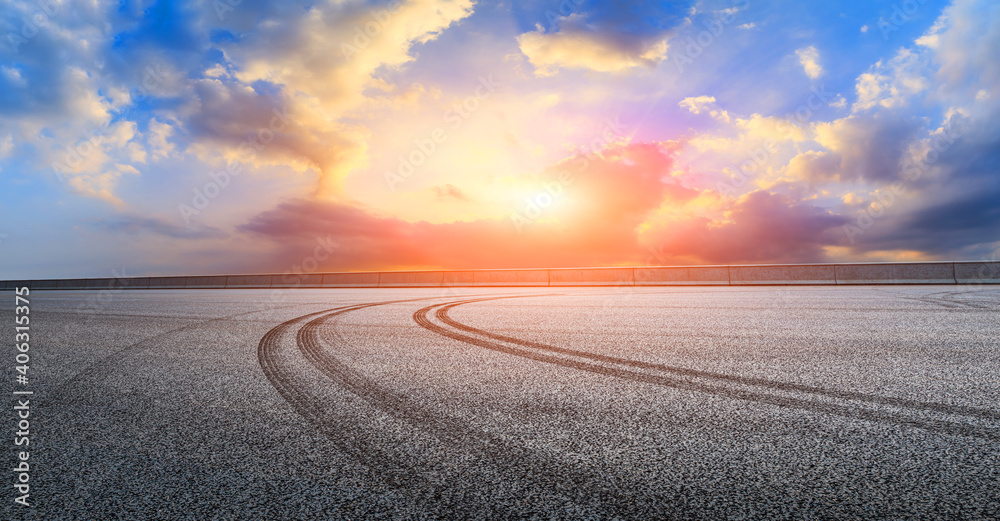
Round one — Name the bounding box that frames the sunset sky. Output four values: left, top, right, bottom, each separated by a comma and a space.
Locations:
1, 0, 998, 277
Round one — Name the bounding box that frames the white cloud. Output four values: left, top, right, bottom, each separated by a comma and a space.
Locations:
205, 0, 477, 195
147, 120, 175, 160
229, 0, 475, 114
518, 14, 672, 76
852, 49, 928, 112
679, 96, 717, 114
796, 46, 823, 79
46, 120, 147, 206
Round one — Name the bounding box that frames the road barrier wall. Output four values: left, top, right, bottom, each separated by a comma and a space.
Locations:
634, 266, 731, 285
7, 261, 999, 290
955, 261, 1000, 284
471, 270, 549, 286
322, 272, 380, 287
731, 264, 837, 285
549, 268, 633, 286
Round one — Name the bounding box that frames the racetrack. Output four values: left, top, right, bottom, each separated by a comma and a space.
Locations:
5, 286, 1000, 519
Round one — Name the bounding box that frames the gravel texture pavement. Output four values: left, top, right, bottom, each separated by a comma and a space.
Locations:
3, 286, 999, 519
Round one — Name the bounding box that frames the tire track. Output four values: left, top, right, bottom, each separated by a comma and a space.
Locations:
282, 296, 670, 519
436, 297, 1000, 422
257, 303, 426, 489
935, 289, 996, 309
415, 296, 1000, 441
875, 288, 992, 310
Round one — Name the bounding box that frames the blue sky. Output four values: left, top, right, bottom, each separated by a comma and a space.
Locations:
1, 0, 997, 278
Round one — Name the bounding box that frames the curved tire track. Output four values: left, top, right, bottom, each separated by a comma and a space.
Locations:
415, 296, 1000, 441
257, 301, 434, 489
261, 296, 664, 518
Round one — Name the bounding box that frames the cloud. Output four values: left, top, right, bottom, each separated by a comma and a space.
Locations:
89, 214, 228, 240
6, 0, 1000, 276
518, 16, 670, 75
239, 142, 697, 269
924, 0, 1000, 101
179, 77, 367, 195
48, 120, 146, 206
0, 0, 478, 204
516, 2, 695, 76
795, 46, 823, 79
679, 96, 717, 114
0, 134, 11, 159
852, 49, 928, 112
642, 191, 849, 264
805, 114, 924, 183
225, 0, 476, 113
432, 184, 470, 201
147, 119, 175, 160
189, 0, 477, 195
236, 140, 868, 269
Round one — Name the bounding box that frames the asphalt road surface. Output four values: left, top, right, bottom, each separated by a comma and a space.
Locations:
3, 286, 999, 520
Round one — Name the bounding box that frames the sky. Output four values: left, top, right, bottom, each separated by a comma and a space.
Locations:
1, 0, 998, 278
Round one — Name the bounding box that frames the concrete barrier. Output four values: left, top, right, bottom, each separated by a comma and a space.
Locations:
183, 276, 228, 289
443, 271, 475, 286
226, 275, 274, 288
472, 270, 549, 286
113, 277, 149, 290
954, 262, 1000, 284
6, 261, 995, 290
378, 271, 445, 287
835, 264, 893, 284
147, 277, 185, 289
31, 279, 60, 290
689, 266, 732, 284
635, 266, 730, 285
270, 274, 324, 288
892, 263, 955, 283
83, 278, 116, 290
549, 268, 633, 286
322, 272, 379, 287
836, 263, 955, 284
731, 264, 836, 285
634, 267, 690, 285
